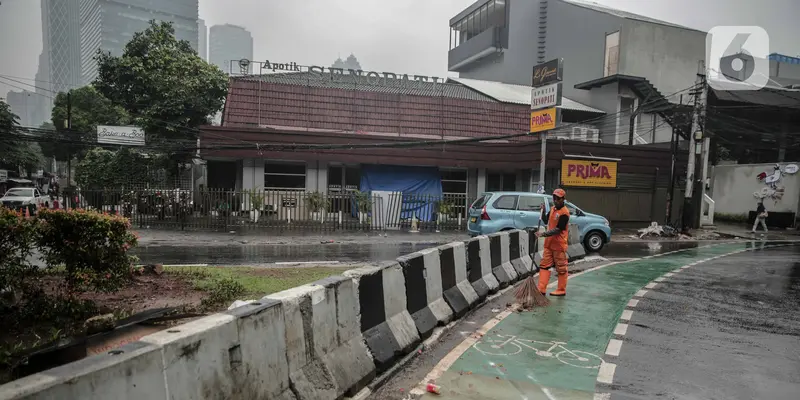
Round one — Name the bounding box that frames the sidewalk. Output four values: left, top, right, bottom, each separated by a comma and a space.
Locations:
713, 222, 800, 240
135, 229, 469, 246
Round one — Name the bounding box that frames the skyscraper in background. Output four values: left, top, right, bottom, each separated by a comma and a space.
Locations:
36, 0, 200, 123
79, 0, 199, 83
198, 18, 207, 61
209, 24, 253, 74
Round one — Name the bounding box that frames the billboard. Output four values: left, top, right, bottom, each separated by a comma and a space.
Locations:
531, 82, 562, 110
97, 126, 145, 146
560, 159, 618, 188
531, 58, 564, 87
530, 107, 558, 133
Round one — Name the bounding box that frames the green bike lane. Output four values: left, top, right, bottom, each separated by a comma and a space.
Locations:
421, 242, 747, 399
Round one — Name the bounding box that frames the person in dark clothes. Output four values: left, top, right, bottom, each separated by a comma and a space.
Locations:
752, 201, 768, 233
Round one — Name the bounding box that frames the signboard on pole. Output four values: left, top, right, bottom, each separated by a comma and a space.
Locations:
97, 126, 145, 146
560, 159, 618, 188
531, 58, 564, 87
531, 82, 562, 109
530, 107, 558, 133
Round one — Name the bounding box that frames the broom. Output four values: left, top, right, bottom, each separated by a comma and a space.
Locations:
514, 219, 550, 309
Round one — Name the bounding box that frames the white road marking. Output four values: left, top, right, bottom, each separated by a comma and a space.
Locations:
664, 272, 675, 277
274, 260, 341, 265
627, 299, 639, 308
605, 339, 623, 356
654, 277, 665, 282
594, 394, 611, 400
681, 265, 691, 270
621, 310, 633, 321
645, 282, 657, 289
634, 290, 648, 297
614, 323, 629, 336
597, 362, 617, 384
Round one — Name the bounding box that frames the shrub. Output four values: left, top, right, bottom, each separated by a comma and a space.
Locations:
0, 207, 39, 308
36, 209, 137, 295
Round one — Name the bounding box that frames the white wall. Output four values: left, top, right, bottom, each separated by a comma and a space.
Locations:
712, 163, 800, 216
619, 20, 706, 97
305, 161, 328, 193
241, 159, 264, 191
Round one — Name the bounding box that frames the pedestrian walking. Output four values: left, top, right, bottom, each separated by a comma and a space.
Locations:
536, 188, 570, 296
752, 201, 768, 233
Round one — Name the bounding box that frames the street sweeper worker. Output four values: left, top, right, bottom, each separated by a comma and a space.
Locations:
535, 188, 570, 296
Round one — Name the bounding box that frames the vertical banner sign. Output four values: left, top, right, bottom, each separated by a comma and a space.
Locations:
531, 59, 564, 87
560, 159, 618, 188
530, 83, 563, 109
531, 58, 564, 193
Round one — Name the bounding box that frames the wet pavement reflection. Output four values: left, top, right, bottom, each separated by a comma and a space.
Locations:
132, 240, 710, 266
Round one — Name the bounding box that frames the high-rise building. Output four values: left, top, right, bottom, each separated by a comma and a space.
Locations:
78, 0, 200, 83
198, 18, 207, 61
209, 24, 253, 74
41, 0, 82, 94
5, 90, 47, 127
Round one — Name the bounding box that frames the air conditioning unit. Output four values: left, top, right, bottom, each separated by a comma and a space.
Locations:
571, 126, 600, 142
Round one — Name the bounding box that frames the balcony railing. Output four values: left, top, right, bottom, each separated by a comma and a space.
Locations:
448, 26, 507, 71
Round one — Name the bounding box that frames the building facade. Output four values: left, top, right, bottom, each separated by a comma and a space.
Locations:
78, 0, 199, 83
5, 90, 47, 127
197, 66, 682, 224
198, 18, 207, 61
448, 0, 707, 145
209, 24, 254, 74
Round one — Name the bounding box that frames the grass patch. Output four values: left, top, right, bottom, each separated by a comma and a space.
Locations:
165, 266, 352, 309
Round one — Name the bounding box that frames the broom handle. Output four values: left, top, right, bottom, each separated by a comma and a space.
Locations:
533, 216, 542, 253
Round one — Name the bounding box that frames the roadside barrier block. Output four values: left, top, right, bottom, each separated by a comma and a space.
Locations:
265, 276, 375, 400
567, 223, 586, 260
344, 262, 420, 373
465, 236, 500, 300
398, 248, 454, 339
488, 232, 519, 287
438, 242, 479, 319
313, 276, 376, 396
0, 341, 167, 400
141, 313, 240, 400
224, 299, 295, 399
509, 230, 534, 278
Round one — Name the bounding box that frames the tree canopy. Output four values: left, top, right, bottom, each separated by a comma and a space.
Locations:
93, 20, 228, 147
0, 99, 43, 174
43, 86, 129, 161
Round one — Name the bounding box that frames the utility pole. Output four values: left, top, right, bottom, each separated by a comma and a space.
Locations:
683, 60, 708, 231
66, 92, 72, 210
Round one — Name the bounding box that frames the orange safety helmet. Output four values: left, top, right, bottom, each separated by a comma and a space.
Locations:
552, 188, 566, 198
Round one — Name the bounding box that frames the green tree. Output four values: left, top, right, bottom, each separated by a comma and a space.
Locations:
94, 20, 228, 149
0, 99, 43, 173
43, 86, 129, 162
75, 147, 149, 190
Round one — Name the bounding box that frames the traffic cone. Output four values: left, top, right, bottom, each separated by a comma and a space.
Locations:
24, 207, 31, 219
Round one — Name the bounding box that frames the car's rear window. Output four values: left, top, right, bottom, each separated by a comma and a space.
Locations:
470, 193, 492, 209
492, 195, 518, 210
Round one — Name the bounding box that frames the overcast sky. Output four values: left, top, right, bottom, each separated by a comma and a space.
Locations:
1, 0, 798, 97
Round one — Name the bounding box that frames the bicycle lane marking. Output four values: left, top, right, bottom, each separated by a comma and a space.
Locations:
413, 242, 745, 399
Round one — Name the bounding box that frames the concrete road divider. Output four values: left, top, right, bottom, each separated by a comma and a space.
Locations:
224, 299, 295, 399
397, 248, 454, 339
567, 223, 587, 260
508, 230, 534, 278
0, 340, 168, 400
465, 236, 500, 300
488, 232, 519, 287
265, 276, 375, 399
438, 241, 479, 319
140, 313, 240, 400
344, 262, 420, 373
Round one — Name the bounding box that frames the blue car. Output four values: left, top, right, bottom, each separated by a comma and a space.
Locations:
467, 191, 612, 252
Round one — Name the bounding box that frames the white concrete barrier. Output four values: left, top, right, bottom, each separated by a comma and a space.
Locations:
509, 230, 534, 277
464, 235, 500, 300
344, 262, 420, 372
0, 341, 167, 400
437, 241, 479, 318
488, 231, 519, 287
397, 248, 454, 339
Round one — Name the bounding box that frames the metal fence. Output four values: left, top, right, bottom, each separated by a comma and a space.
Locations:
63, 189, 472, 233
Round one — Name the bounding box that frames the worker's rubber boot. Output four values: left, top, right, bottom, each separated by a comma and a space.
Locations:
537, 268, 551, 295
550, 273, 568, 296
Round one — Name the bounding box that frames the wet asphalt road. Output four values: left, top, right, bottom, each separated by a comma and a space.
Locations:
131, 240, 707, 266
609, 242, 800, 399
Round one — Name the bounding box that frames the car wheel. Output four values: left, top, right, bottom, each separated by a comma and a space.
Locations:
584, 231, 605, 252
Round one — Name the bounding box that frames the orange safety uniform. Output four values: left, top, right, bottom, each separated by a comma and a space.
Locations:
537, 203, 570, 296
